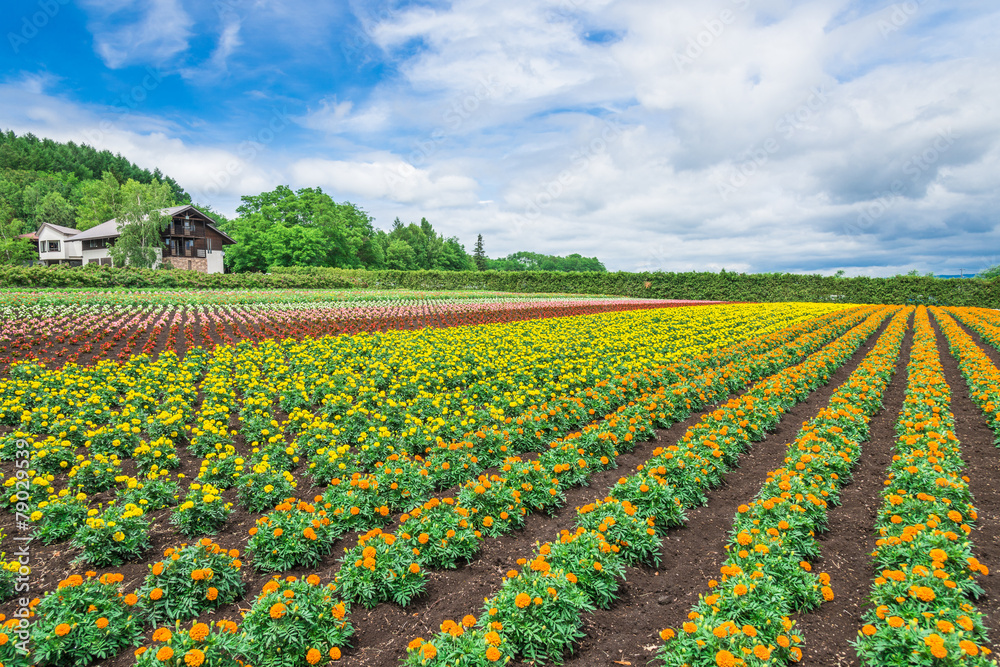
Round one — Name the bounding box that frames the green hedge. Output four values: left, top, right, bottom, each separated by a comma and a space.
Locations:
2, 265, 999, 306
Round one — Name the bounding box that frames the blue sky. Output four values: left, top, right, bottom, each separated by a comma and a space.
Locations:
2, 0, 998, 274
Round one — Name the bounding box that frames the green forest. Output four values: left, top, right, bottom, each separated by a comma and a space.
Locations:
0, 130, 605, 273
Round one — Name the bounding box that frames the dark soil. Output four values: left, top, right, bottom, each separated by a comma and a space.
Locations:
20, 308, 1000, 667
934, 314, 1000, 657
0, 312, 881, 667
790, 313, 913, 666
548, 313, 892, 667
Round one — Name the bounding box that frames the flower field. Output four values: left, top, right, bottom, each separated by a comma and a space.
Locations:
0, 289, 721, 370
3, 295, 1000, 667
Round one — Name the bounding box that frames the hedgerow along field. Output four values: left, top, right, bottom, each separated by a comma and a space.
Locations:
3, 295, 1000, 667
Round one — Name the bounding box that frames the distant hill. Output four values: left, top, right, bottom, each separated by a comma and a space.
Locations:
0, 129, 189, 237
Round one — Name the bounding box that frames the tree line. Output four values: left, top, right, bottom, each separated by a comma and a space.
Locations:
0, 129, 606, 273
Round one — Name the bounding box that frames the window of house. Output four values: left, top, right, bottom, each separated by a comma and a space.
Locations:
88, 239, 101, 249
47, 240, 59, 252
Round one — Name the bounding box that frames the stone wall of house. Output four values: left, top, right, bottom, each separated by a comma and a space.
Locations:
165, 256, 209, 272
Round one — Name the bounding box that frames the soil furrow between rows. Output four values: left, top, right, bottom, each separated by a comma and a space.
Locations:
931, 313, 1000, 658
791, 313, 913, 667
524, 313, 894, 667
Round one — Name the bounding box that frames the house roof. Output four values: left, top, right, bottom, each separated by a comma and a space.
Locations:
67, 205, 236, 244
37, 222, 79, 237
69, 218, 121, 242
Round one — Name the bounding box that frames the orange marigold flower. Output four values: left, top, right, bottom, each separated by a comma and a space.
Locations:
152, 627, 173, 642
754, 645, 771, 660
960, 640, 980, 656
150, 587, 164, 601
409, 563, 421, 574
486, 646, 502, 662
862, 625, 876, 636
206, 587, 218, 601
660, 628, 675, 641
887, 616, 904, 629
189, 623, 210, 642
421, 643, 437, 660
514, 593, 531, 608
307, 574, 320, 586
217, 620, 238, 634
462, 615, 477, 627
306, 648, 322, 665
329, 646, 342, 660
152, 562, 164, 576
715, 649, 736, 667
54, 623, 72, 637
156, 646, 174, 661
184, 649, 205, 667
96, 617, 109, 630
269, 603, 287, 619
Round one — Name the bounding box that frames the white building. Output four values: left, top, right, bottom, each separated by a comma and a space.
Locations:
35, 205, 235, 274
36, 223, 84, 266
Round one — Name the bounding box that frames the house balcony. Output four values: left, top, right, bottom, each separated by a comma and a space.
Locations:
167, 223, 206, 238
163, 248, 207, 258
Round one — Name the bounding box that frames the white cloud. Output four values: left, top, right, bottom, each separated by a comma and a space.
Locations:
10, 0, 1000, 275
324, 0, 1000, 273
289, 157, 480, 209
80, 0, 194, 69
0, 74, 278, 214
297, 98, 392, 135
180, 17, 243, 81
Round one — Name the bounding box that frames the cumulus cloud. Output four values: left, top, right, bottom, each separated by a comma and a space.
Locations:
12, 0, 1000, 274
289, 157, 480, 208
